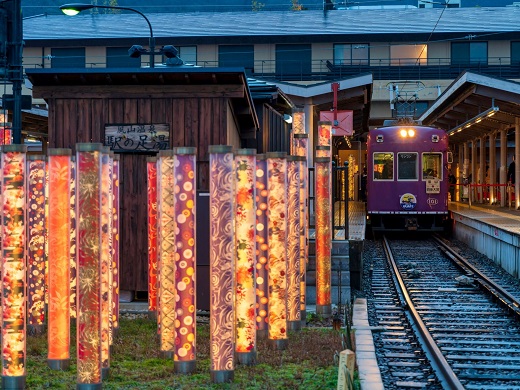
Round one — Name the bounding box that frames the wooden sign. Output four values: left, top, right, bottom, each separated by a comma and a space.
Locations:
104, 124, 170, 153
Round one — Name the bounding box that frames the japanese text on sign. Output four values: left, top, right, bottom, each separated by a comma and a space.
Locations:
104, 124, 170, 153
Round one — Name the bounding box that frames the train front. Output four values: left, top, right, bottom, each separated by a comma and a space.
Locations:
366, 125, 450, 232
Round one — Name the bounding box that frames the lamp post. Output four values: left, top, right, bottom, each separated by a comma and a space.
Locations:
60, 3, 157, 68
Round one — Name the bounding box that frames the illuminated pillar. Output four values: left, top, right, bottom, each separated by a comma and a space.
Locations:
47, 149, 72, 370
234, 149, 257, 365
172, 147, 197, 373
100, 150, 111, 378
317, 121, 332, 157
209, 145, 235, 383
290, 108, 305, 155
111, 155, 120, 336
147, 157, 159, 318
70, 157, 77, 320
106, 153, 114, 349
266, 152, 288, 350
76, 143, 103, 389
293, 134, 309, 323
286, 156, 301, 331
1, 144, 27, 390
157, 150, 176, 359
315, 156, 332, 317
255, 155, 269, 339
26, 155, 46, 335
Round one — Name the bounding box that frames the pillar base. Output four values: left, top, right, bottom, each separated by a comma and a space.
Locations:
174, 360, 196, 374
268, 338, 288, 350
2, 376, 25, 390
77, 383, 102, 390
287, 320, 301, 332
27, 324, 45, 336
148, 310, 157, 321
48, 359, 70, 370
256, 328, 268, 339
161, 351, 174, 359
211, 370, 234, 383
112, 326, 119, 339
300, 309, 307, 325
236, 350, 257, 366
316, 304, 332, 318
101, 367, 109, 380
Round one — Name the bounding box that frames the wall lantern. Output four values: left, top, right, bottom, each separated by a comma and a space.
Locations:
209, 145, 235, 383
234, 149, 257, 365
47, 148, 72, 370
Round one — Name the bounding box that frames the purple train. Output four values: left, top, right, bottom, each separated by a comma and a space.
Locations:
366, 124, 452, 232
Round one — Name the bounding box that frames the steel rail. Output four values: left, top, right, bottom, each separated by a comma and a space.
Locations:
433, 234, 520, 317
382, 236, 465, 390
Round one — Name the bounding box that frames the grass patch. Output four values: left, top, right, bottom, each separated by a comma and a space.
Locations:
27, 316, 343, 389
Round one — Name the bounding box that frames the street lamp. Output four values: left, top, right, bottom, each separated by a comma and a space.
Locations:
60, 3, 161, 68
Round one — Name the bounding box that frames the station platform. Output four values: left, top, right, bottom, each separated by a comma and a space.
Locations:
449, 201, 520, 277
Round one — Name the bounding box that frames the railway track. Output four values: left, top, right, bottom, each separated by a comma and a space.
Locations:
363, 236, 520, 389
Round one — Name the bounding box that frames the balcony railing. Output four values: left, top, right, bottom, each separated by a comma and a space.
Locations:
23, 56, 520, 82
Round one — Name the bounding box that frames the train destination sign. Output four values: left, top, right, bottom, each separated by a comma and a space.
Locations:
104, 124, 170, 153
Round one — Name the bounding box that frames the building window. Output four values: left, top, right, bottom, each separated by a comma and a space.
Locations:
106, 47, 141, 68
373, 152, 394, 181
275, 44, 311, 78
451, 42, 487, 65
177, 46, 197, 64
333, 44, 369, 65
218, 45, 254, 74
512, 42, 520, 64
51, 48, 86, 68
390, 44, 427, 66
398, 153, 418, 180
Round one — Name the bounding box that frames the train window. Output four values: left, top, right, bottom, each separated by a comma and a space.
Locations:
373, 152, 394, 180
397, 153, 418, 180
422, 153, 442, 180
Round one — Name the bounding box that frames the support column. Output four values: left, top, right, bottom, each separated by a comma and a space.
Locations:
471, 139, 477, 203
515, 118, 520, 209
458, 143, 463, 202
500, 128, 507, 207
479, 137, 485, 203
489, 132, 496, 205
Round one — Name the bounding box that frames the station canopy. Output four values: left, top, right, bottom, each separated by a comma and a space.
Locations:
419, 71, 520, 145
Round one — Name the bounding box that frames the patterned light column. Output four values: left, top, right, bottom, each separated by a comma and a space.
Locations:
266, 152, 288, 350
293, 134, 309, 323
1, 144, 27, 390
172, 147, 197, 374
286, 156, 301, 332
158, 150, 176, 359
315, 156, 332, 318
234, 149, 257, 365
317, 121, 332, 157
76, 143, 103, 389
26, 155, 46, 335
70, 157, 77, 321
47, 149, 72, 370
106, 153, 115, 349
290, 108, 305, 154
111, 155, 120, 336
209, 145, 235, 383
255, 155, 269, 339
147, 157, 159, 318
100, 150, 112, 379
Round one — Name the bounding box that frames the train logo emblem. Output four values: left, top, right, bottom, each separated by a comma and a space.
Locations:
400, 193, 417, 210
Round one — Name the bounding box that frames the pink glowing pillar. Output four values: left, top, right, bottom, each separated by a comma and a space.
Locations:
209, 145, 235, 383
266, 152, 288, 350
255, 155, 269, 339
111, 155, 120, 335
234, 149, 257, 365
147, 157, 159, 317
172, 147, 197, 374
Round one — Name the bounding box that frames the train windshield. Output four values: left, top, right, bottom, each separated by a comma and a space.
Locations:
397, 152, 418, 180
422, 153, 442, 180
373, 152, 393, 180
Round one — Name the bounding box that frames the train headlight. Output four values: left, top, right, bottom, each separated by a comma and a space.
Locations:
408, 129, 415, 137
400, 129, 408, 137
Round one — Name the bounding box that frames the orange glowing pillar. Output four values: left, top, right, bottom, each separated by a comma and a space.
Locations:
266, 152, 288, 350
70, 157, 77, 320
317, 121, 332, 157
26, 155, 46, 334
235, 149, 257, 365
209, 145, 235, 383
158, 150, 176, 358
290, 108, 305, 154
173, 147, 197, 374
286, 156, 301, 331
47, 149, 72, 370
111, 155, 120, 336
1, 144, 27, 390
315, 156, 332, 317
255, 155, 269, 339
293, 134, 309, 322
147, 157, 159, 317
76, 143, 103, 388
